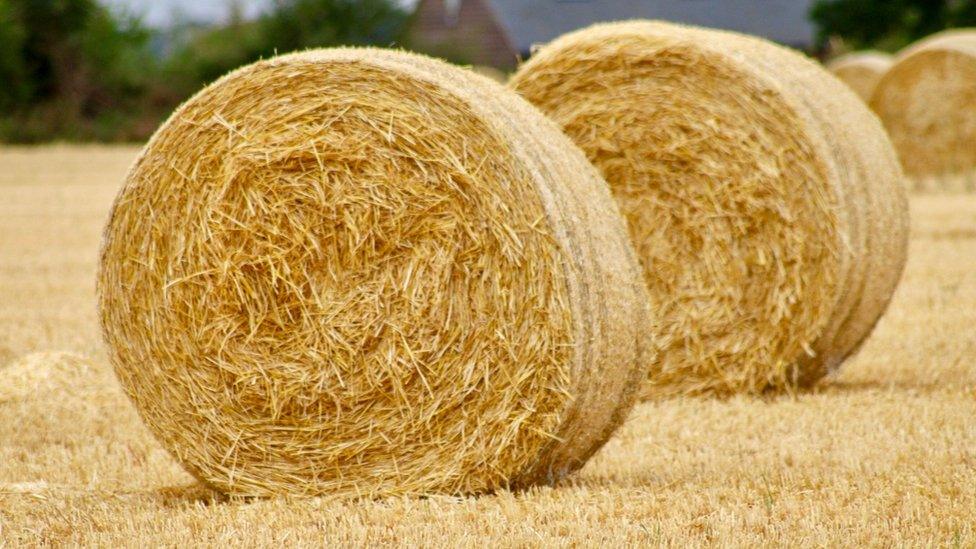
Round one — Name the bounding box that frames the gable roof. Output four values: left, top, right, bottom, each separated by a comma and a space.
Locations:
484, 0, 817, 52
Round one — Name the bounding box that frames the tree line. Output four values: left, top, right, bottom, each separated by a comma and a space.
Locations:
1, 0, 974, 142
811, 0, 976, 51
0, 0, 408, 142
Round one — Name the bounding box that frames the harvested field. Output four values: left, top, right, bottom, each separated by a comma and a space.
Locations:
2, 147, 975, 545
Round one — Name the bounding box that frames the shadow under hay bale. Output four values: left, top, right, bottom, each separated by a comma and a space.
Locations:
97, 48, 650, 498
871, 29, 976, 190
826, 51, 893, 102
510, 21, 910, 397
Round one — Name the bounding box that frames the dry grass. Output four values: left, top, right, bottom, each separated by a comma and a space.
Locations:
2, 146, 975, 545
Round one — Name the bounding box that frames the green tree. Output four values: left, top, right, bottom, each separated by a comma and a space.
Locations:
261, 0, 406, 52
162, 20, 266, 96
811, 0, 976, 51
165, 0, 408, 98
0, 0, 157, 141
1, 0, 410, 142
0, 0, 29, 110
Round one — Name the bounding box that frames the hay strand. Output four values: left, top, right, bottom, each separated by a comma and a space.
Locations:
97, 48, 649, 497
511, 21, 909, 396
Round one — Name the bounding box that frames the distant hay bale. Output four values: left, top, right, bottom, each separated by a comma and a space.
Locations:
0, 351, 93, 402
510, 21, 909, 396
871, 29, 976, 187
470, 65, 508, 83
97, 48, 650, 498
826, 51, 893, 101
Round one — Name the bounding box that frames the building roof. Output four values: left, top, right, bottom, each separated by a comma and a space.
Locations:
484, 0, 817, 52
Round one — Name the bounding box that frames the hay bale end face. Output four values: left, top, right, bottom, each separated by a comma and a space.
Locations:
826, 51, 893, 101
511, 21, 909, 396
97, 48, 649, 498
871, 30, 976, 184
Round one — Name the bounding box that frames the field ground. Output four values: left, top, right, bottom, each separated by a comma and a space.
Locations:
1, 146, 975, 546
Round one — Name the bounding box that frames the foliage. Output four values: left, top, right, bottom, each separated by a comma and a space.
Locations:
0, 0, 408, 142
261, 0, 406, 51
164, 0, 408, 101
0, 0, 159, 141
811, 0, 976, 51
0, 0, 29, 111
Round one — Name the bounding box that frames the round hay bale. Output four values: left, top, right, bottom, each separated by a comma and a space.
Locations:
510, 21, 909, 396
470, 65, 508, 83
826, 51, 893, 101
0, 351, 93, 402
871, 29, 976, 184
97, 48, 650, 497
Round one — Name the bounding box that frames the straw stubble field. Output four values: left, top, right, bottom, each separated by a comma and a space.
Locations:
1, 146, 975, 545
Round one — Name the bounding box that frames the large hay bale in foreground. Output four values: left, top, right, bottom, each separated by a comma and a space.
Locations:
871, 30, 976, 186
97, 48, 650, 497
826, 51, 893, 101
510, 21, 909, 396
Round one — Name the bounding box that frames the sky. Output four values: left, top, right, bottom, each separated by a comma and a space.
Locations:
102, 0, 417, 27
